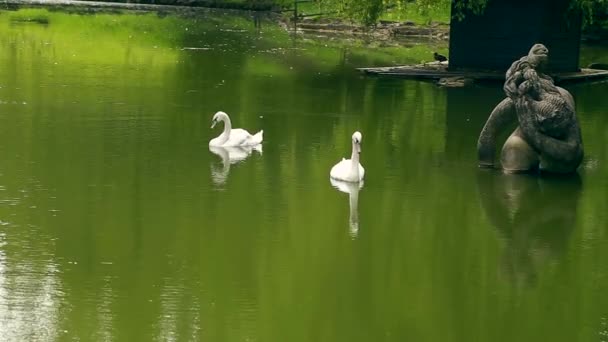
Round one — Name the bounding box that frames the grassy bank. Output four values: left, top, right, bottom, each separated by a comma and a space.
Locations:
77, 0, 284, 10
290, 1, 449, 25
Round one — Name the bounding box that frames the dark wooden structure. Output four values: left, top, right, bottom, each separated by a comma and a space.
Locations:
357, 63, 608, 83
448, 0, 582, 73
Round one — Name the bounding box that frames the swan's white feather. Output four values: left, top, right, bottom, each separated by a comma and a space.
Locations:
330, 159, 365, 182
209, 111, 263, 147
226, 128, 263, 146
329, 131, 364, 183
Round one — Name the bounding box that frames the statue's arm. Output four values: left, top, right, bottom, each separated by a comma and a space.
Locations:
504, 72, 522, 98
516, 103, 583, 167
557, 86, 575, 110
477, 98, 516, 167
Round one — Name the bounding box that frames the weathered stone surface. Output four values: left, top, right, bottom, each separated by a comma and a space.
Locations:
477, 44, 584, 174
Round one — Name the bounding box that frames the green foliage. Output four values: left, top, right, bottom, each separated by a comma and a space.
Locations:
314, 0, 384, 26
450, 0, 487, 21
313, 0, 608, 26
384, 0, 450, 24
27, 0, 608, 27
7, 8, 51, 24
316, 0, 452, 26
571, 0, 608, 28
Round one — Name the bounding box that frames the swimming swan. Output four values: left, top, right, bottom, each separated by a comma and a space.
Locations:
209, 111, 263, 147
330, 131, 365, 182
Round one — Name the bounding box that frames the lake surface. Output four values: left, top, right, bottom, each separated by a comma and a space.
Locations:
1, 8, 608, 342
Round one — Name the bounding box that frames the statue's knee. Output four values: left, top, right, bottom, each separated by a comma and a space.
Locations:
501, 135, 539, 172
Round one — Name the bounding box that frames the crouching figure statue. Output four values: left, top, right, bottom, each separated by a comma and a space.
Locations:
477, 43, 584, 174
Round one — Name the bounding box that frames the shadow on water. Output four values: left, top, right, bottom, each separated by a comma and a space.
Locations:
476, 170, 582, 288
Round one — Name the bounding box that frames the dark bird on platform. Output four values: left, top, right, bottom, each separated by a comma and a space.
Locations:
434, 52, 447, 62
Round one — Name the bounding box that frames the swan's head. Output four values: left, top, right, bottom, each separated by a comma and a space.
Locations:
352, 131, 362, 154
211, 111, 228, 129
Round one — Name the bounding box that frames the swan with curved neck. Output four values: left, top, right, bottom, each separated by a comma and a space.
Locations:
330, 131, 365, 182
209, 111, 263, 147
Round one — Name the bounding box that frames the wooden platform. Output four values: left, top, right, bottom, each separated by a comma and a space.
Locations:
357, 62, 608, 84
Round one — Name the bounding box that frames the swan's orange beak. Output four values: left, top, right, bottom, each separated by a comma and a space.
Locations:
211, 120, 217, 129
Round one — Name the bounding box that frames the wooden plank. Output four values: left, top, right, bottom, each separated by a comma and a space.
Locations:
357, 65, 608, 84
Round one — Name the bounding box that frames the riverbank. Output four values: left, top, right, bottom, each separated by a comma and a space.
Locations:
3, 0, 607, 43
2, 0, 449, 42
1, 0, 274, 15
282, 17, 449, 41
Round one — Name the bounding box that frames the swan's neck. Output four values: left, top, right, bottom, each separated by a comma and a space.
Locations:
215, 115, 232, 145
222, 115, 232, 134
350, 142, 360, 176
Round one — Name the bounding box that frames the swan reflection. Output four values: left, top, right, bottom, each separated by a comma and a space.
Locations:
209, 145, 262, 185
330, 178, 363, 238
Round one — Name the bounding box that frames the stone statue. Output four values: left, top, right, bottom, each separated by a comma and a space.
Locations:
477, 44, 584, 173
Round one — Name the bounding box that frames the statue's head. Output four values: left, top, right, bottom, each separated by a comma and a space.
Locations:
527, 43, 549, 69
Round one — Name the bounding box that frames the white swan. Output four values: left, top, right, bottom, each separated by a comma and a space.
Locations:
209, 144, 262, 185
330, 131, 365, 182
331, 178, 363, 238
209, 111, 263, 147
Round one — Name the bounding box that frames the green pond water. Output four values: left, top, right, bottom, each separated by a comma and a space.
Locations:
1, 8, 608, 342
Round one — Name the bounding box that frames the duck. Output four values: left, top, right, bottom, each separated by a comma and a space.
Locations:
209, 111, 263, 147
330, 131, 365, 183
434, 52, 448, 63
